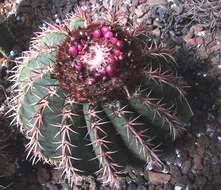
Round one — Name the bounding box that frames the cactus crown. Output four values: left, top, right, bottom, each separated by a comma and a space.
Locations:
54, 23, 140, 102
10, 7, 193, 188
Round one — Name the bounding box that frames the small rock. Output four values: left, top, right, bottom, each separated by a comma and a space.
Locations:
148, 171, 171, 184
193, 155, 203, 170
194, 175, 207, 188
213, 174, 221, 185
170, 3, 183, 14
217, 108, 221, 124
174, 158, 182, 168
152, 28, 161, 37
148, 184, 155, 190
187, 171, 195, 182
174, 185, 183, 190
155, 6, 168, 23
127, 181, 136, 190
170, 164, 190, 185
214, 184, 221, 190
170, 165, 182, 179
131, 0, 139, 8
51, 169, 62, 184
136, 186, 147, 190
181, 160, 192, 175
190, 25, 204, 35
120, 179, 127, 190
204, 185, 214, 190
148, 0, 167, 6
37, 166, 50, 185
134, 4, 147, 17
174, 176, 190, 187
198, 135, 210, 150
100, 186, 111, 190
164, 183, 173, 190
135, 175, 146, 186
30, 184, 42, 190
88, 176, 97, 190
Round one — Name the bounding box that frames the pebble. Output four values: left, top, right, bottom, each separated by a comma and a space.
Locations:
149, 0, 167, 5
120, 179, 127, 189
162, 165, 170, 174
134, 175, 146, 186
175, 148, 181, 158
37, 166, 50, 185
155, 6, 168, 23
16, 0, 22, 4
96, 0, 103, 5
193, 156, 203, 170
174, 185, 183, 190
55, 18, 61, 23
206, 126, 215, 137
174, 158, 182, 168
9, 50, 16, 58
181, 160, 192, 175
136, 186, 147, 190
187, 171, 195, 182
51, 169, 61, 184
16, 16, 21, 22
194, 175, 207, 187
152, 28, 161, 37
148, 171, 171, 184
218, 136, 221, 142
42, 23, 47, 27
6, 11, 14, 17
217, 108, 221, 124
127, 181, 137, 190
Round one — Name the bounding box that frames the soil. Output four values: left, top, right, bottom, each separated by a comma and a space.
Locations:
0, 0, 221, 190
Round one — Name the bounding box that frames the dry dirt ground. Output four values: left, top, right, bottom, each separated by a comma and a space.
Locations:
0, 0, 221, 190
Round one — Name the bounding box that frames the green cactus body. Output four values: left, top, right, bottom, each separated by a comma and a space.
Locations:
12, 10, 193, 188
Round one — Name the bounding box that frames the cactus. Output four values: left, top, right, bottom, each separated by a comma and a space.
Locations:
10, 8, 193, 188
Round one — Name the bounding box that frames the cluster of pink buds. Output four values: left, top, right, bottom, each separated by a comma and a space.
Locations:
67, 25, 125, 82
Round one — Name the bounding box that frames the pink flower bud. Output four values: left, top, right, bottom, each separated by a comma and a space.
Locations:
92, 29, 101, 38
69, 46, 78, 57
108, 56, 117, 65
116, 40, 124, 48
111, 37, 118, 45
77, 44, 83, 51
104, 31, 113, 39
118, 55, 123, 60
101, 26, 110, 34
105, 65, 114, 77
74, 63, 82, 71
113, 49, 121, 57
100, 68, 106, 76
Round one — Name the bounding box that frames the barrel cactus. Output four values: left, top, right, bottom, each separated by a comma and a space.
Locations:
10, 8, 193, 188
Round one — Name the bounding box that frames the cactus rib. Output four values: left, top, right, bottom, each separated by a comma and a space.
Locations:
83, 104, 120, 187
103, 101, 164, 169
